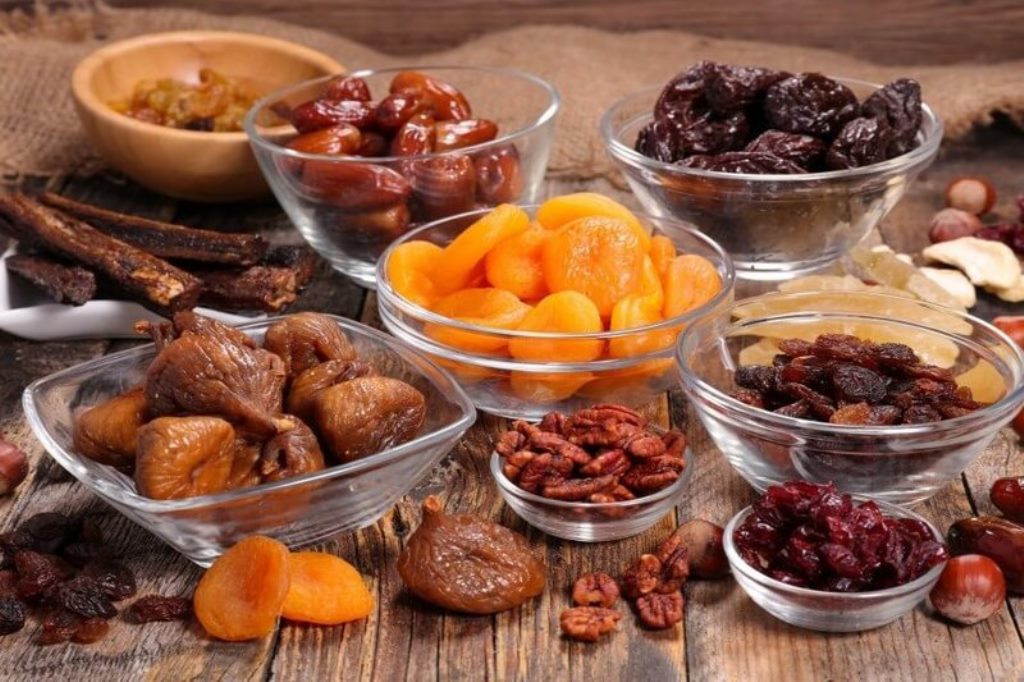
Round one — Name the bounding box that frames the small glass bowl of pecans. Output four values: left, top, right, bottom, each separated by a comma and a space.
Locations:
489, 404, 691, 542
676, 290, 1024, 505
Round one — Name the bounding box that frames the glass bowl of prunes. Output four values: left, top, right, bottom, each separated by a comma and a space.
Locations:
676, 290, 1024, 505
601, 62, 943, 280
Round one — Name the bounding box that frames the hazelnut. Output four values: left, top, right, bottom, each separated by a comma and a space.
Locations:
928, 208, 982, 244
929, 554, 1005, 625
0, 438, 28, 495
945, 177, 997, 215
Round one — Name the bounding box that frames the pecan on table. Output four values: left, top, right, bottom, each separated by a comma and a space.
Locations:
572, 572, 620, 608
656, 539, 690, 593
620, 554, 663, 599
636, 591, 684, 630
559, 606, 621, 642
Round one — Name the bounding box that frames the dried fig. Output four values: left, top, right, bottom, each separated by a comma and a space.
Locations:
397, 496, 545, 614
312, 377, 425, 463
285, 359, 377, 423
263, 312, 357, 377
258, 417, 325, 483
135, 416, 237, 499
72, 386, 148, 469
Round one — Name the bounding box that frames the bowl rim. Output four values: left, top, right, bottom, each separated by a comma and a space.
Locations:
244, 64, 562, 163
723, 495, 947, 601
488, 444, 690, 510
376, 205, 736, 342
676, 289, 1024, 436
22, 313, 477, 512
71, 30, 345, 143
600, 76, 944, 182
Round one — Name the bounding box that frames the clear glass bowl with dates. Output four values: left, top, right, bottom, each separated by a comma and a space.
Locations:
377, 207, 736, 420
724, 498, 946, 632
244, 66, 559, 288
600, 78, 942, 281
676, 290, 1024, 505
23, 315, 475, 566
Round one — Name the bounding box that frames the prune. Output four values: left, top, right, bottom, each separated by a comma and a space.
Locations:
55, 576, 117, 619
635, 118, 677, 163
0, 596, 25, 634
81, 561, 137, 601
825, 117, 893, 170
125, 594, 191, 623
678, 151, 806, 174
675, 111, 750, 156
764, 73, 859, 138
745, 130, 826, 169
706, 65, 789, 113
397, 496, 546, 614
829, 363, 887, 404
654, 61, 717, 122
861, 78, 922, 156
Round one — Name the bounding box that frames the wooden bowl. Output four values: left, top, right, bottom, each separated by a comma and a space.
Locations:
71, 31, 344, 203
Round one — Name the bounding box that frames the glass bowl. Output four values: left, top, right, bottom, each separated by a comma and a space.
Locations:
489, 444, 691, 542
376, 207, 736, 419
724, 498, 946, 632
244, 66, 560, 287
23, 315, 476, 566
676, 290, 1024, 505
601, 78, 943, 281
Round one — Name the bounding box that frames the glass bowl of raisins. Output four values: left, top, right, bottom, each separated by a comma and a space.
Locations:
245, 66, 559, 288
724, 482, 948, 632
601, 64, 943, 281
676, 290, 1024, 505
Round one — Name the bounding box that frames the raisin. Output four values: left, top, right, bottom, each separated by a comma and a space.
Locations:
811, 334, 878, 368
778, 338, 814, 357
774, 400, 810, 418
125, 594, 192, 623
72, 617, 110, 644
829, 402, 872, 425
37, 609, 78, 645
14, 551, 61, 601
861, 78, 922, 157
764, 73, 859, 138
734, 365, 779, 393
0, 596, 25, 634
677, 151, 806, 174
744, 130, 826, 169
0, 530, 33, 568
18, 513, 74, 554
829, 363, 887, 404
825, 117, 893, 170
730, 387, 764, 408
0, 569, 16, 596
81, 561, 137, 601
873, 342, 919, 368
706, 65, 789, 113
55, 576, 117, 619
902, 404, 942, 424
779, 355, 830, 387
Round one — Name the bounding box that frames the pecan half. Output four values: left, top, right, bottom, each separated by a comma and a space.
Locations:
579, 449, 630, 477
662, 431, 687, 459
621, 456, 685, 494
538, 411, 568, 435
565, 404, 646, 448
528, 431, 591, 465
588, 484, 637, 518
541, 475, 617, 501
495, 429, 527, 458
622, 431, 666, 459
512, 420, 541, 440
572, 572, 620, 608
559, 606, 621, 642
656, 541, 690, 593
620, 554, 662, 599
501, 449, 536, 482
636, 591, 684, 630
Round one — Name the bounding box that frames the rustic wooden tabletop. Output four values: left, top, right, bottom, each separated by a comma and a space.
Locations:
0, 123, 1022, 681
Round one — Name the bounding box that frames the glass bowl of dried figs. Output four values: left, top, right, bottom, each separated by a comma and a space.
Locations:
23, 313, 476, 566
601, 63, 943, 281
676, 290, 1024, 505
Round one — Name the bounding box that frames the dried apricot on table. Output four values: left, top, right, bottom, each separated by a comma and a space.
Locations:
662, 254, 722, 318
508, 291, 605, 362
608, 295, 675, 358
424, 287, 533, 354
431, 204, 530, 295
484, 225, 550, 301
194, 535, 291, 641
536, 193, 651, 251
281, 552, 373, 626
387, 240, 443, 308
541, 216, 646, 318
648, 235, 676, 276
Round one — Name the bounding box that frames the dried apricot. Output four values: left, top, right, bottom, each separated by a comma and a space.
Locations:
541, 216, 646, 318
425, 288, 532, 354
577, 359, 674, 400
608, 295, 675, 358
432, 204, 530, 295
484, 225, 550, 301
508, 291, 604, 362
387, 240, 443, 308
281, 552, 373, 626
536, 193, 651, 250
649, 236, 676, 276
662, 254, 722, 318
638, 255, 665, 310
509, 371, 594, 403
194, 536, 290, 641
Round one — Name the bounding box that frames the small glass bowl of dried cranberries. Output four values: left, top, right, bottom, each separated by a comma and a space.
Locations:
676, 290, 1024, 505
724, 481, 948, 632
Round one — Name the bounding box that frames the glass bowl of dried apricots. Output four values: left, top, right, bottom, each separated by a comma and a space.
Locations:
377, 193, 736, 419
676, 290, 1024, 505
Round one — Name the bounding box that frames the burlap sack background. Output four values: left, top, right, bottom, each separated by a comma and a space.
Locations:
3, 2, 1024, 181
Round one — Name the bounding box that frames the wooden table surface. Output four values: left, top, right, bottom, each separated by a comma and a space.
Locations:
0, 125, 1023, 681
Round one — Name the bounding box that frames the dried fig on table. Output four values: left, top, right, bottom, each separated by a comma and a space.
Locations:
72, 386, 148, 470
313, 376, 425, 463
134, 416, 237, 500
397, 496, 546, 614
285, 359, 377, 422
263, 312, 357, 377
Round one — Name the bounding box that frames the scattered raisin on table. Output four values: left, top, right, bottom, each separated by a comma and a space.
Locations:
37, 609, 79, 645
0, 596, 25, 634
81, 560, 137, 602
71, 617, 110, 644
55, 576, 117, 619
125, 594, 192, 623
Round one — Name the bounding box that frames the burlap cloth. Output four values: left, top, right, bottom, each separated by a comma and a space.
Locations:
3, 2, 1024, 182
